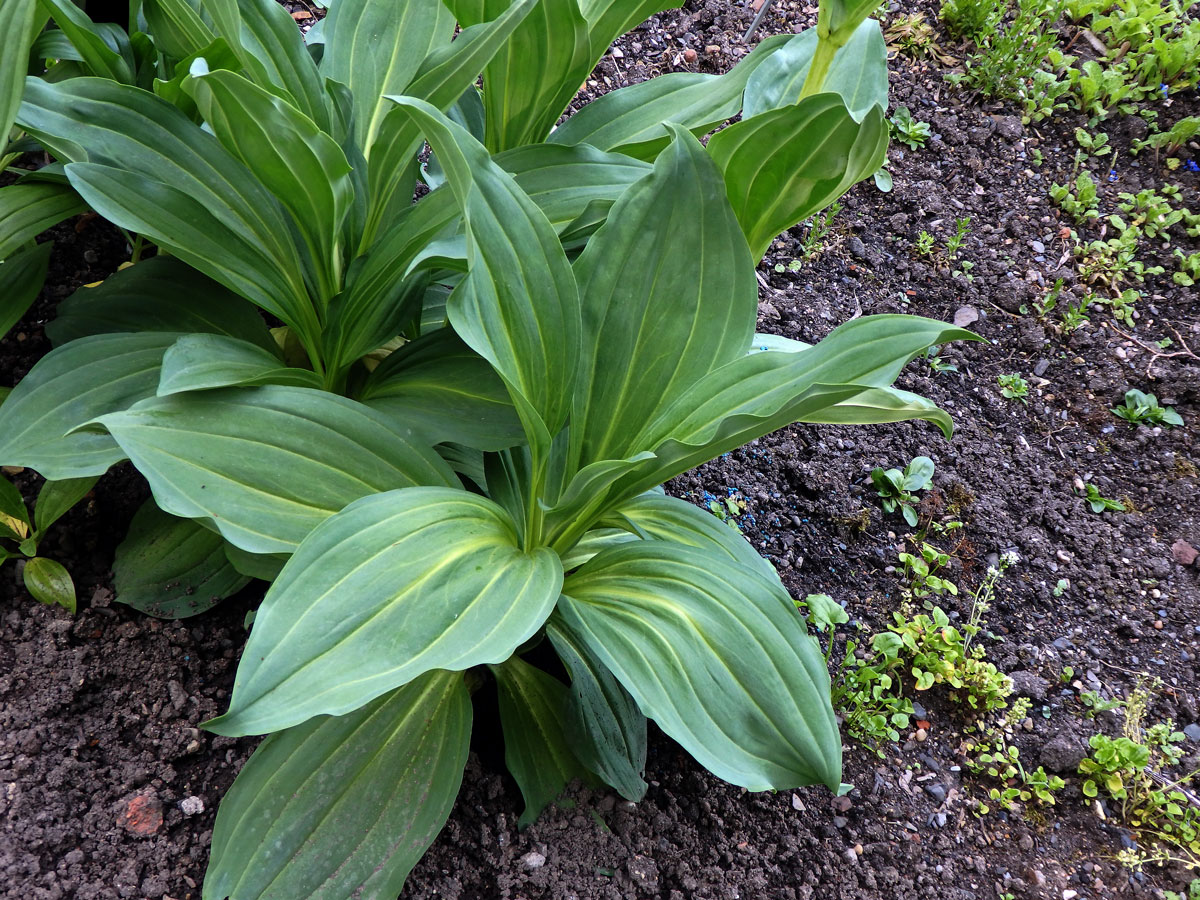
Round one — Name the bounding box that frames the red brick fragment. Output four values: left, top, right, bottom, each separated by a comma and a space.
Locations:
119, 791, 163, 837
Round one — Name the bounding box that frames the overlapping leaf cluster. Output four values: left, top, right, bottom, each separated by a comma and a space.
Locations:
0, 0, 978, 895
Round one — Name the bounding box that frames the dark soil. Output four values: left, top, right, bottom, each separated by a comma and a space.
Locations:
3, 2, 1199, 899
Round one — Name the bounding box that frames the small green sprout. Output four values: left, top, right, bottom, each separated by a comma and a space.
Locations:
1084, 483, 1126, 513
871, 456, 934, 527
997, 373, 1030, 403
1112, 389, 1184, 428
889, 105, 931, 149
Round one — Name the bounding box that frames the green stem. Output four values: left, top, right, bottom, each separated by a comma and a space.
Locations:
129, 234, 145, 264
799, 37, 840, 99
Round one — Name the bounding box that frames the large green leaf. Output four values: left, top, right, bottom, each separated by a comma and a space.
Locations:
141, 0, 216, 61
40, 0, 134, 83
330, 142, 647, 369
0, 241, 51, 340
570, 124, 755, 469
96, 386, 457, 555
45, 256, 275, 350
200, 0, 331, 132
364, 0, 537, 241
707, 93, 888, 261
320, 0, 456, 152
445, 0, 591, 152
185, 66, 353, 302
206, 487, 563, 736
203, 671, 471, 900
358, 328, 522, 450
558, 542, 841, 791
113, 499, 249, 618
18, 78, 314, 335
743, 19, 888, 121
545, 619, 647, 801
0, 182, 86, 262
391, 98, 580, 438
157, 334, 322, 396
1, 0, 44, 144
548, 34, 791, 159
0, 332, 178, 479
492, 655, 593, 826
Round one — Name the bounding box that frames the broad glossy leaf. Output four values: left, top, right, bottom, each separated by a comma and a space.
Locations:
549, 34, 791, 159
33, 475, 98, 535
157, 334, 322, 396
204, 671, 470, 900
364, 0, 537, 241
558, 542, 841, 791
359, 329, 521, 450
546, 619, 647, 801
0, 182, 86, 261
743, 19, 888, 121
114, 499, 249, 618
186, 66, 353, 301
799, 385, 952, 434
392, 98, 580, 437
446, 0, 591, 152
1, 0, 43, 143
201, 0, 331, 131
19, 78, 313, 334
492, 655, 592, 826
605, 491, 774, 579
0, 241, 51, 340
40, 0, 133, 83
97, 386, 457, 555
224, 543, 287, 582
24, 556, 76, 613
707, 93, 888, 261
570, 125, 755, 468
46, 256, 275, 350
0, 332, 178, 479
206, 487, 562, 736
332, 142, 646, 369
826, 0, 879, 41
141, 0, 216, 61
320, 0, 456, 152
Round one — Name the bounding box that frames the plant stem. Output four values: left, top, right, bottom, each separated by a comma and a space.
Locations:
800, 38, 840, 99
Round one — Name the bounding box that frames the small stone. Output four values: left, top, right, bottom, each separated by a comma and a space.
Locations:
1172, 540, 1198, 566
1064, 891, 1078, 899
1033, 359, 1050, 377
831, 795, 852, 813
843, 847, 859, 864
833, 816, 848, 829
1039, 731, 1087, 773
179, 796, 204, 816
924, 783, 947, 804
1027, 869, 1047, 887
1056, 549, 1072, 563
1030, 240, 1045, 254
792, 794, 806, 812
1009, 670, 1051, 701
1019, 834, 1034, 851
118, 791, 163, 837
953, 306, 979, 328
915, 727, 928, 742
847, 236, 867, 259
682, 48, 697, 63
1183, 724, 1200, 742
520, 851, 546, 869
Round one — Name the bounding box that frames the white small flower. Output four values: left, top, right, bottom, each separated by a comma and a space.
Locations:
1001, 550, 1020, 565
986, 566, 999, 578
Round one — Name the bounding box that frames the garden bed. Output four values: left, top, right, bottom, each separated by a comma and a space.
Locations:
1, 1, 1198, 898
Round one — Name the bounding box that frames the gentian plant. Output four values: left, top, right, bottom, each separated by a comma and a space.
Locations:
0, 0, 978, 895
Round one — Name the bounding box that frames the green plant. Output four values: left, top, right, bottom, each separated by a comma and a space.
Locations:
966, 699, 1066, 811
998, 373, 1030, 403
1133, 115, 1200, 157
801, 199, 844, 261
915, 229, 935, 256
888, 605, 1012, 711
0, 473, 95, 612
889, 104, 930, 149
1084, 482, 1127, 513
946, 216, 971, 260
897, 541, 959, 601
1080, 689, 1127, 718
950, 0, 1069, 105
1079, 684, 1200, 868
939, 0, 1001, 40
0, 0, 982, 893
925, 346, 959, 374
1074, 126, 1111, 157
1050, 170, 1101, 223
706, 492, 747, 532
1175, 249, 1200, 286
871, 455, 934, 526
1112, 389, 1185, 427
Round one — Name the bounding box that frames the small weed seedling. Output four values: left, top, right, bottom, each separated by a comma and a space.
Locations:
946, 216, 971, 261
871, 456, 934, 527
998, 373, 1030, 403
1084, 483, 1126, 514
1051, 171, 1101, 223
0, 474, 95, 613
915, 230, 936, 257
925, 346, 959, 375
966, 698, 1066, 812
1074, 127, 1112, 157
889, 105, 931, 149
1080, 683, 1200, 869
1112, 389, 1184, 428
